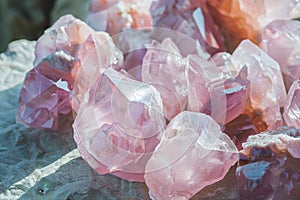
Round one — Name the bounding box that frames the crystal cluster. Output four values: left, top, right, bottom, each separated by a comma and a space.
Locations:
16, 0, 300, 199
17, 15, 122, 129
237, 126, 300, 199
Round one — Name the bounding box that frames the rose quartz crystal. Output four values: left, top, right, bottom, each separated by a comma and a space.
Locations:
142, 38, 188, 120
187, 54, 227, 124
209, 52, 250, 124
237, 126, 300, 199
262, 20, 300, 89
231, 39, 286, 130
86, 0, 153, 35
284, 80, 300, 128
73, 67, 165, 182
17, 15, 124, 129
151, 0, 225, 55
17, 51, 79, 129
144, 111, 238, 200
34, 14, 97, 65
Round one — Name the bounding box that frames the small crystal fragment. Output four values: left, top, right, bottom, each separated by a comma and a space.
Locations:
284, 80, 300, 128
144, 111, 238, 200
237, 126, 300, 199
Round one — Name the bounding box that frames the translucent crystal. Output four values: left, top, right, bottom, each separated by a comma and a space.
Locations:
262, 19, 300, 89
73, 67, 165, 182
145, 111, 238, 200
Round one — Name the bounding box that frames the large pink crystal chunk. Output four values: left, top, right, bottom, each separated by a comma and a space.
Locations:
142, 38, 188, 120
231, 39, 286, 130
262, 19, 300, 89
17, 51, 79, 129
86, 0, 153, 35
73, 67, 165, 182
284, 80, 300, 128
144, 111, 238, 200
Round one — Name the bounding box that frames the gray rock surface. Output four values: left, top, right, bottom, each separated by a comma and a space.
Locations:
0, 0, 54, 52
0, 40, 238, 200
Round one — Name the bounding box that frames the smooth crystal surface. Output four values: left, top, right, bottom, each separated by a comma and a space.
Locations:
73, 67, 165, 182
237, 126, 300, 199
144, 111, 238, 200
262, 19, 300, 89
284, 80, 300, 128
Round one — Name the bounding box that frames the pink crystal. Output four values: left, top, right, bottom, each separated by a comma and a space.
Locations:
237, 126, 300, 199
151, 0, 225, 55
262, 19, 300, 89
73, 67, 165, 182
34, 15, 97, 65
144, 111, 238, 200
18, 15, 124, 129
284, 80, 300, 128
210, 52, 250, 124
237, 0, 300, 29
231, 39, 286, 130
187, 54, 227, 124
86, 0, 153, 35
17, 51, 79, 129
142, 38, 188, 120
73, 32, 123, 111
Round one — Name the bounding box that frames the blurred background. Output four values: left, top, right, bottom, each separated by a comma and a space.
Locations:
0, 0, 90, 52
